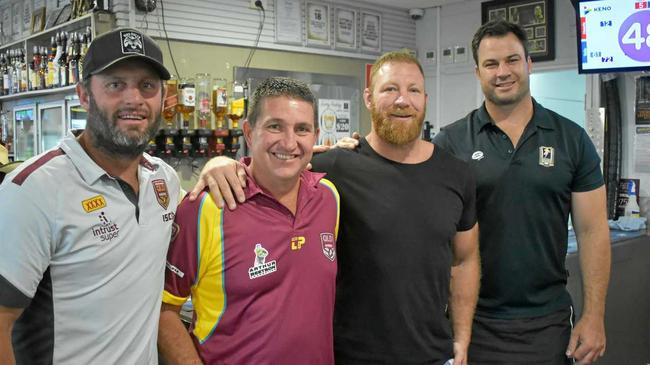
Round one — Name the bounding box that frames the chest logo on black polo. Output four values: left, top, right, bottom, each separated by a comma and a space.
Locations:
471, 151, 485, 161
248, 243, 277, 279
539, 146, 555, 167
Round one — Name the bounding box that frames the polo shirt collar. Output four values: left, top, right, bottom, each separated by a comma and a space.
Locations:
239, 156, 326, 201
474, 97, 555, 133
59, 132, 159, 185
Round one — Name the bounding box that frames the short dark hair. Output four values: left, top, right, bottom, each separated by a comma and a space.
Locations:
471, 20, 529, 65
247, 77, 317, 128
368, 50, 424, 91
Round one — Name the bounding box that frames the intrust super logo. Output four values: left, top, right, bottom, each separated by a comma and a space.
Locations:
82, 195, 107, 213
91, 211, 120, 242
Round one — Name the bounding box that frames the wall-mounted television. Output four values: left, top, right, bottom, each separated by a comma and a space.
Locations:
577, 0, 650, 73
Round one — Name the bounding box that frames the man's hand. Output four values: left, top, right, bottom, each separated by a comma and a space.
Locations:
312, 132, 361, 154
452, 340, 468, 365
189, 156, 246, 210
566, 314, 606, 364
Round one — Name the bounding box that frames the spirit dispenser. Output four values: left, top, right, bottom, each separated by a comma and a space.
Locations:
211, 78, 229, 156
193, 73, 211, 157
177, 78, 195, 157
159, 76, 179, 157
226, 81, 245, 157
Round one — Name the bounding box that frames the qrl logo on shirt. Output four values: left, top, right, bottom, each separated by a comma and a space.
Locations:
320, 233, 336, 261
152, 179, 170, 209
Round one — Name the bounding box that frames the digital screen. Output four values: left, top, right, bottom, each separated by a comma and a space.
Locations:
578, 0, 650, 73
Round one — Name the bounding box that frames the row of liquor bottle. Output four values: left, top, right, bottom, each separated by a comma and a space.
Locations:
161, 74, 248, 157
0, 27, 92, 96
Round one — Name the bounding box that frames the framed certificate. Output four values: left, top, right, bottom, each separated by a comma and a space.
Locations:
360, 11, 381, 53
306, 2, 330, 47
335, 7, 356, 50
275, 0, 302, 45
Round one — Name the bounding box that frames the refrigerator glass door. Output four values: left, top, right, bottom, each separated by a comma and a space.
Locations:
13, 106, 37, 161
39, 102, 66, 153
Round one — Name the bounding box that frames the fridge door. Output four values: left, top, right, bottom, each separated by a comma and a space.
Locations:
67, 99, 87, 132
13, 105, 37, 161
38, 102, 66, 153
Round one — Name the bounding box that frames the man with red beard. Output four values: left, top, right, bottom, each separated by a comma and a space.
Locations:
0, 28, 180, 364
191, 51, 480, 365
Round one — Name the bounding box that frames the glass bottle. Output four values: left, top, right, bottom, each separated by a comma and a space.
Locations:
163, 75, 179, 128
228, 80, 245, 129
177, 77, 195, 129
195, 73, 211, 129
211, 78, 228, 129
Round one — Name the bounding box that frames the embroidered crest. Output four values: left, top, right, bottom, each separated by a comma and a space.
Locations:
120, 31, 145, 54
539, 146, 555, 167
320, 232, 336, 261
152, 179, 170, 209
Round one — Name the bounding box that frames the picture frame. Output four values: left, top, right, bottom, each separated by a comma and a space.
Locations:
306, 2, 330, 47
335, 7, 357, 50
30, 7, 45, 34
360, 11, 381, 53
274, 0, 302, 45
481, 0, 555, 62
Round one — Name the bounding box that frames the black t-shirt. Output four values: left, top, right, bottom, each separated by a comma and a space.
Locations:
312, 138, 476, 364
433, 100, 603, 319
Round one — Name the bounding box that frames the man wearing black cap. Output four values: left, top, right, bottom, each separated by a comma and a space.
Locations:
0, 28, 179, 364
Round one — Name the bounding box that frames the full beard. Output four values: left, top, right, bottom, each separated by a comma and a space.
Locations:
85, 94, 161, 159
371, 103, 424, 145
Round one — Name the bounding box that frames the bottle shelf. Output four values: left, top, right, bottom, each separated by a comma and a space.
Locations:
0, 85, 77, 102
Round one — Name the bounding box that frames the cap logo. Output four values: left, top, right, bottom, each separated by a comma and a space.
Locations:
120, 31, 145, 55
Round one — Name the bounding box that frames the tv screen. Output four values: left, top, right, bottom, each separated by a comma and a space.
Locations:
577, 0, 650, 73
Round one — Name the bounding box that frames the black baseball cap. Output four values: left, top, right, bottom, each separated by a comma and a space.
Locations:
82, 27, 171, 80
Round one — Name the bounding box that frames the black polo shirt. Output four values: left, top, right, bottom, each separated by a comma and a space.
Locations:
433, 99, 603, 319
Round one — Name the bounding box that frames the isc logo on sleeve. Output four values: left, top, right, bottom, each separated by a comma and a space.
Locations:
82, 195, 107, 213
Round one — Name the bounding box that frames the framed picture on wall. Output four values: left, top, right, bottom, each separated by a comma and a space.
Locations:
481, 0, 555, 62
306, 2, 330, 47
360, 11, 381, 53
274, 0, 302, 45
335, 7, 356, 50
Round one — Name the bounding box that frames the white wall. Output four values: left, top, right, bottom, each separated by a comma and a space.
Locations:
416, 0, 581, 129
111, 0, 416, 61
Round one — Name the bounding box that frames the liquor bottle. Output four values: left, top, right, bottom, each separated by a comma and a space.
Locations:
40, 47, 49, 89
228, 81, 246, 128
211, 78, 228, 129
0, 53, 6, 96
19, 49, 28, 92
79, 32, 89, 78
178, 78, 196, 129
59, 32, 69, 87
52, 32, 63, 88
1, 53, 8, 95
47, 36, 57, 88
163, 75, 178, 128
10, 50, 19, 94
196, 73, 211, 129
68, 33, 80, 85
28, 61, 36, 91
32, 46, 42, 90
